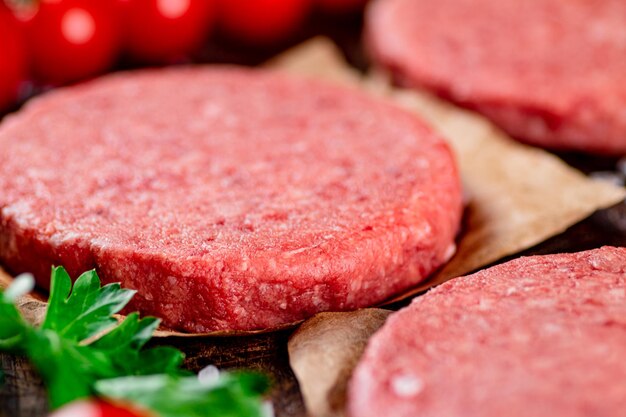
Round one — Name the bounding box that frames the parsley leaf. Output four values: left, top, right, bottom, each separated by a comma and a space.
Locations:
42, 267, 136, 342
21, 267, 167, 408
0, 274, 33, 351
0, 267, 271, 416
23, 330, 95, 408
95, 373, 271, 417
89, 313, 188, 377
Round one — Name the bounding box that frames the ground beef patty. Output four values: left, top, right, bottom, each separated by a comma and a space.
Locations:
0, 67, 461, 332
366, 0, 626, 154
348, 247, 626, 417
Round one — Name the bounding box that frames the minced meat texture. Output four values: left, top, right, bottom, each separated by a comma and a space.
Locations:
0, 67, 461, 332
349, 247, 626, 417
366, 0, 626, 154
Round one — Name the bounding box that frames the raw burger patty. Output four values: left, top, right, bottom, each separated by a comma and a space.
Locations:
348, 247, 626, 417
0, 67, 461, 332
366, 0, 626, 154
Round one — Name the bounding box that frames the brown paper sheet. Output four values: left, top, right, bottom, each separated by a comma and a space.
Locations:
288, 310, 392, 417
283, 38, 626, 417
1, 38, 624, 338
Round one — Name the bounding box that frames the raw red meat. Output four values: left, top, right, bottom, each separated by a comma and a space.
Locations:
366, 0, 626, 154
348, 247, 626, 417
0, 67, 461, 332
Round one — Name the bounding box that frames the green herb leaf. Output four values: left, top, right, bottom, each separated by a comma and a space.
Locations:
0, 274, 33, 351
0, 266, 271, 415
95, 372, 271, 417
23, 330, 95, 409
42, 267, 136, 342
31, 267, 180, 407
90, 313, 187, 377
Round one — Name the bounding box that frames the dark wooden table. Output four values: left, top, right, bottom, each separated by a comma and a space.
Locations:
2, 11, 626, 417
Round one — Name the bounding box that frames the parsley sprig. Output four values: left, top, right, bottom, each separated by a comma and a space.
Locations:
0, 267, 270, 416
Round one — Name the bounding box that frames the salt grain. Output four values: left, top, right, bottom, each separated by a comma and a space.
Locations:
198, 365, 220, 386
391, 373, 425, 398
444, 243, 456, 262
261, 401, 275, 417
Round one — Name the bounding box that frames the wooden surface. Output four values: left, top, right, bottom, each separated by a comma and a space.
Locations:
2, 12, 626, 417
1, 331, 307, 417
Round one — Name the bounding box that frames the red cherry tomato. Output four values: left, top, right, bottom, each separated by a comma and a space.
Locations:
25, 0, 121, 85
217, 0, 312, 45
316, 0, 368, 14
0, 5, 27, 111
120, 0, 215, 63
48, 400, 150, 417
